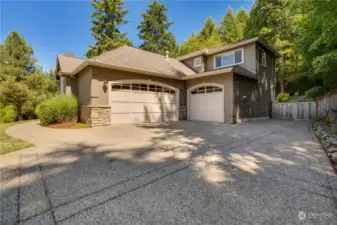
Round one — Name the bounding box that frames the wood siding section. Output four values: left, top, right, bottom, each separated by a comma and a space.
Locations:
233, 43, 275, 122
272, 102, 316, 120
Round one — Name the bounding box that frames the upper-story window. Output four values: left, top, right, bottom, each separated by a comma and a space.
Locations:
258, 49, 266, 67
194, 57, 201, 67
214, 49, 243, 69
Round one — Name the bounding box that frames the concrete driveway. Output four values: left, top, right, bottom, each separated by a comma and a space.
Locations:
1, 120, 336, 225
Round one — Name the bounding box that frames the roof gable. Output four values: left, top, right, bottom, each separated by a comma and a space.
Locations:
57, 55, 85, 75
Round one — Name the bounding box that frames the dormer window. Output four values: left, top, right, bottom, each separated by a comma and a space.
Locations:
214, 49, 243, 69
194, 57, 201, 67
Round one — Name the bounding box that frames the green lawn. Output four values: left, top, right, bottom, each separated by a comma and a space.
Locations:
0, 122, 34, 155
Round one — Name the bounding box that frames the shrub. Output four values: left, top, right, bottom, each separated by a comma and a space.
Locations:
35, 105, 41, 118
39, 95, 78, 126
276, 93, 291, 102
0, 104, 17, 123
305, 86, 326, 98
324, 115, 332, 124
330, 126, 337, 134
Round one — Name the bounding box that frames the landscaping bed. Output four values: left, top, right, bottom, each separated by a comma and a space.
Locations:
312, 111, 337, 170
0, 122, 34, 155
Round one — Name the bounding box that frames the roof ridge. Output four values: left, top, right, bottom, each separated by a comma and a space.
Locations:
126, 46, 178, 59
58, 54, 85, 61
90, 45, 131, 61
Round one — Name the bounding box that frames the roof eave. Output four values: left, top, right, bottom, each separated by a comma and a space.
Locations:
71, 60, 185, 80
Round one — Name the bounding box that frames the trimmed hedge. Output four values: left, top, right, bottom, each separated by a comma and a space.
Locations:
39, 95, 78, 126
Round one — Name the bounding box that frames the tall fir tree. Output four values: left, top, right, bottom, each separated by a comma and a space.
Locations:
244, 0, 300, 93
0, 31, 36, 81
85, 0, 132, 58
137, 0, 176, 56
219, 7, 241, 44
236, 8, 249, 40
180, 17, 222, 56
199, 17, 218, 40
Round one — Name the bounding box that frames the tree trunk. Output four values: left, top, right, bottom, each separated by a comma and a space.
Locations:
17, 106, 23, 121
280, 79, 285, 93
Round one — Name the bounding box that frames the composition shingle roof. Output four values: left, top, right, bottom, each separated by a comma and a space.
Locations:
57, 40, 269, 80
89, 46, 196, 77
57, 55, 85, 75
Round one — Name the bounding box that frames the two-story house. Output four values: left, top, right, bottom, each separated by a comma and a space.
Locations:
56, 37, 279, 126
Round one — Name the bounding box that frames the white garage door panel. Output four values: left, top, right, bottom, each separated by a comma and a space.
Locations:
189, 85, 224, 122
109, 82, 178, 124
206, 92, 223, 121
190, 94, 206, 121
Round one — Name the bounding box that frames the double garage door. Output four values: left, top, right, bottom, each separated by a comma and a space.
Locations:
109, 82, 177, 123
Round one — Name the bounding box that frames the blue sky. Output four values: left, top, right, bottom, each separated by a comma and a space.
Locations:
0, 0, 253, 70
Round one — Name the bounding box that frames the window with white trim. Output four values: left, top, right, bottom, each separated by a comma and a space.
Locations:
215, 49, 243, 69
194, 57, 201, 67
111, 83, 176, 94
190, 86, 222, 95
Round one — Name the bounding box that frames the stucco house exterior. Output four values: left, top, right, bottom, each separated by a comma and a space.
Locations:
56, 37, 279, 126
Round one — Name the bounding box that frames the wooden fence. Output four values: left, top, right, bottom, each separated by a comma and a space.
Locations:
316, 92, 337, 119
272, 102, 316, 120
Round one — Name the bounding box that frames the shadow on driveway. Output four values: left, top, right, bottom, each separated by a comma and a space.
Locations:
1, 120, 336, 225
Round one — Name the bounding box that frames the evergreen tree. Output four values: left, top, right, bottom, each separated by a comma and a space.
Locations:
137, 0, 175, 55
295, 0, 337, 89
179, 17, 222, 56
0, 31, 36, 81
199, 17, 218, 40
244, 0, 300, 93
236, 8, 249, 40
220, 7, 241, 43
166, 33, 179, 58
85, 0, 132, 58
179, 33, 200, 56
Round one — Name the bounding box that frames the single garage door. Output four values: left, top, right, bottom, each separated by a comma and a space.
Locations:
109, 82, 178, 123
189, 85, 224, 122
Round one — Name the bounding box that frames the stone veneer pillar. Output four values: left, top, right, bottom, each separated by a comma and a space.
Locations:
80, 105, 111, 126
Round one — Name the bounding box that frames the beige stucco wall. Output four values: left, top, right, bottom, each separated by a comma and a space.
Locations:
186, 73, 234, 123
77, 66, 92, 106
91, 66, 186, 106
182, 55, 206, 73
65, 76, 78, 96
206, 43, 256, 74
